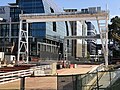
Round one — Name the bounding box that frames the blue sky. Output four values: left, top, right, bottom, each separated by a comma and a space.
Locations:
0, 0, 119, 43
0, 0, 120, 18
54, 0, 120, 18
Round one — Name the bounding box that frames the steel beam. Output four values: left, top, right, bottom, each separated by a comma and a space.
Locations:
18, 11, 109, 66
20, 11, 108, 22
17, 20, 29, 64
64, 35, 100, 40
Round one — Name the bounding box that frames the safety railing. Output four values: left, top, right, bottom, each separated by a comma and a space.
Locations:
0, 69, 33, 84
0, 65, 52, 84
0, 69, 120, 90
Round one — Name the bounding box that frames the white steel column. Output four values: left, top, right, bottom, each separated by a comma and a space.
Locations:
17, 19, 22, 63
63, 39, 67, 60
26, 22, 29, 63
9, 17, 11, 42
105, 14, 109, 66
97, 16, 108, 67
17, 19, 29, 64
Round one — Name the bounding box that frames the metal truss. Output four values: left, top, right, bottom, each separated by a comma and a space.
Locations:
97, 15, 109, 66
17, 20, 29, 64
18, 11, 109, 66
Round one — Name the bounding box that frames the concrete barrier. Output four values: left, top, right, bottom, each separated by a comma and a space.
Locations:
74, 64, 77, 68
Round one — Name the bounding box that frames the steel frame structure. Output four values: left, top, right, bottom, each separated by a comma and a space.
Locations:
18, 11, 109, 66
17, 20, 29, 64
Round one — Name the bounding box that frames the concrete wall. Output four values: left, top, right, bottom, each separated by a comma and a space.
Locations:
76, 21, 82, 57
32, 62, 57, 76
0, 52, 4, 61
5, 55, 16, 64
76, 21, 87, 58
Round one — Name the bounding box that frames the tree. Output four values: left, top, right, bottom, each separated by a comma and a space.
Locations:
108, 16, 120, 57
87, 51, 90, 60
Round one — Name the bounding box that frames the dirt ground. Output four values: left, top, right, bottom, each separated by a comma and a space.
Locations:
0, 64, 99, 90
0, 77, 57, 90
57, 64, 98, 75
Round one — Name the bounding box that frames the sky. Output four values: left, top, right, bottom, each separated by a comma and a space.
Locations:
54, 0, 120, 18
0, 0, 120, 18
0, 0, 119, 44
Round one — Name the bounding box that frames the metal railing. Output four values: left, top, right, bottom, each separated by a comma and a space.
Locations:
0, 65, 53, 84
0, 69, 33, 84
0, 69, 120, 90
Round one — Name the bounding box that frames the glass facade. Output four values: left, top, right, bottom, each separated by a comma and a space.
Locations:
19, 0, 44, 14
0, 0, 71, 60
10, 7, 21, 22
86, 22, 97, 55
17, 0, 69, 41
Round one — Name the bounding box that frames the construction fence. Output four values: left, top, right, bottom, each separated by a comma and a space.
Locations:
0, 69, 120, 90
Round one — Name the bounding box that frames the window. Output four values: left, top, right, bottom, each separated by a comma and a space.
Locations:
53, 22, 56, 32
50, 7, 54, 13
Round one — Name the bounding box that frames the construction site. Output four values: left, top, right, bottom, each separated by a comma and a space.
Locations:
0, 0, 120, 90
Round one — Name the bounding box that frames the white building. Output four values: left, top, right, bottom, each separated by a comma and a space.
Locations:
76, 21, 87, 58
0, 52, 4, 61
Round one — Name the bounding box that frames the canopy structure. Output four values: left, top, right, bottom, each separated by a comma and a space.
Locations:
18, 10, 109, 66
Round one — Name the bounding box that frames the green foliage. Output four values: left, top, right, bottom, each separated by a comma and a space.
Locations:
109, 16, 120, 33
109, 16, 120, 58
113, 50, 120, 57
87, 51, 90, 60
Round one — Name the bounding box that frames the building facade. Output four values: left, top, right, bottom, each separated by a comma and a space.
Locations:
86, 22, 97, 55
0, 0, 71, 61
64, 9, 87, 59
76, 21, 87, 58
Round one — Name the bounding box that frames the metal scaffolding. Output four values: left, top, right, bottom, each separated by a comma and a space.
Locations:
18, 10, 109, 66
17, 20, 29, 64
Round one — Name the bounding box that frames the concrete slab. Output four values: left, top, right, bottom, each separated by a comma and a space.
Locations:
57, 64, 99, 75
0, 64, 100, 90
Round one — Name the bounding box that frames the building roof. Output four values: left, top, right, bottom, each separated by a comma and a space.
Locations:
8, 0, 18, 5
